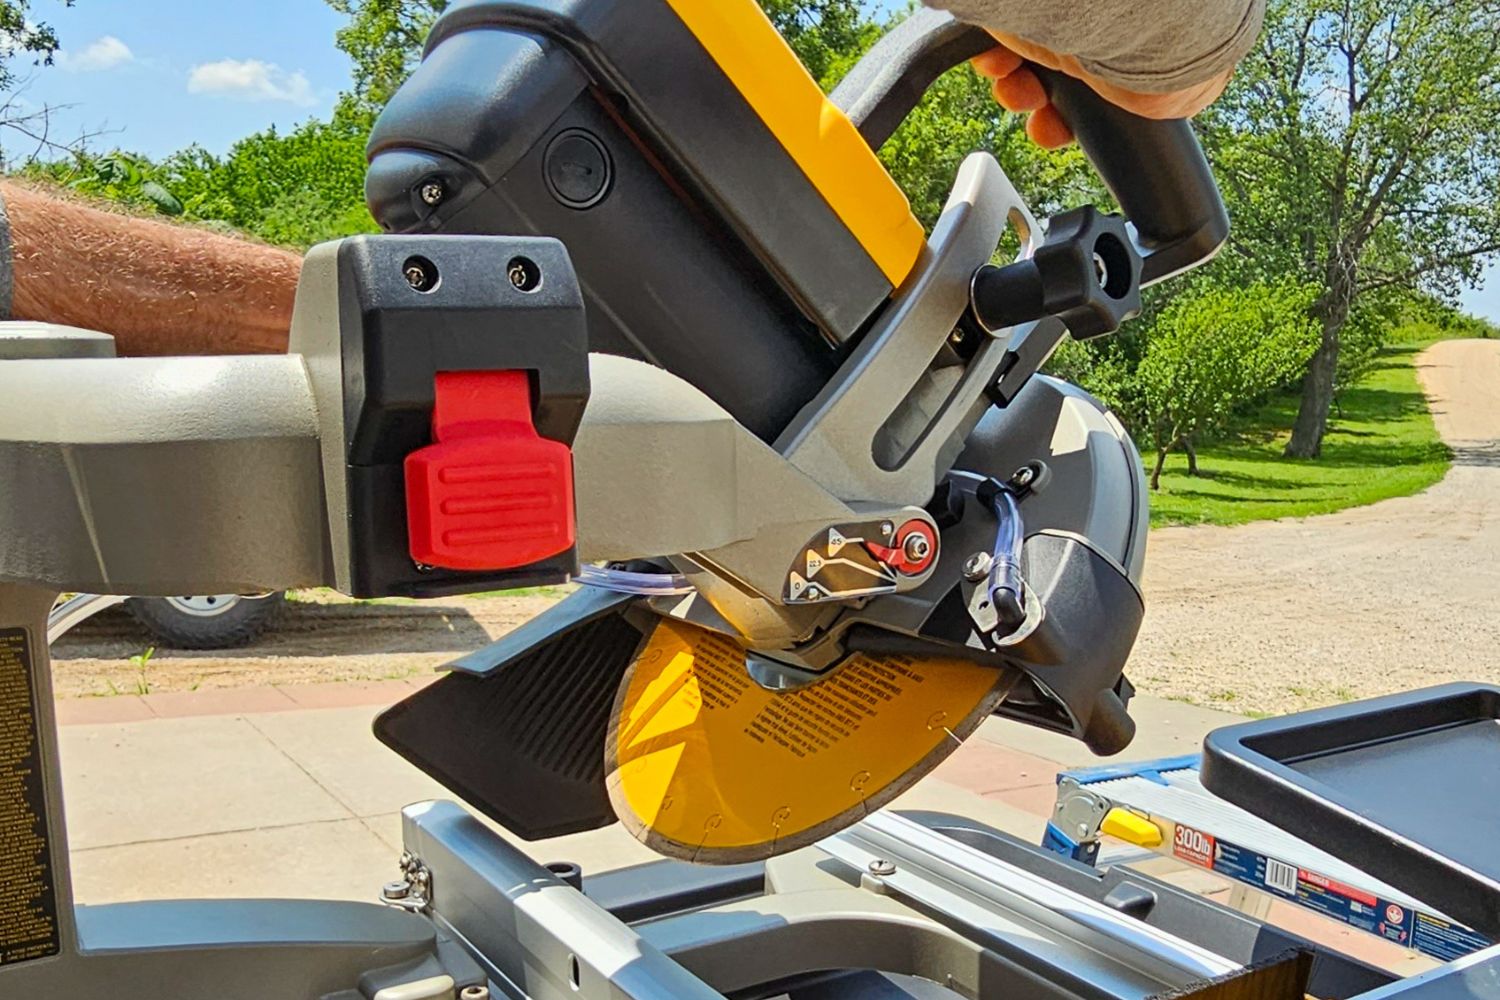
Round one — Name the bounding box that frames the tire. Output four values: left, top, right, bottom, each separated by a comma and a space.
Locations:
123, 592, 288, 650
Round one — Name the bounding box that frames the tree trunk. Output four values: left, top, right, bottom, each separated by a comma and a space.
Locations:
1182, 436, 1200, 476
1151, 447, 1168, 491
1286, 250, 1357, 459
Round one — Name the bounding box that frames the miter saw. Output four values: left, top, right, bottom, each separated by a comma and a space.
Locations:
351, 0, 1228, 864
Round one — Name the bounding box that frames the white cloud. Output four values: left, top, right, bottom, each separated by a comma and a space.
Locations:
187, 59, 315, 106
58, 35, 134, 73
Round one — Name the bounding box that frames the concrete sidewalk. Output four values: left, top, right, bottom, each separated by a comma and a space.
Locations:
54, 682, 1239, 905
53, 682, 1432, 975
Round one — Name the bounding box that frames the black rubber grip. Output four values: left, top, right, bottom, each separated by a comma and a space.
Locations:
1035, 67, 1228, 281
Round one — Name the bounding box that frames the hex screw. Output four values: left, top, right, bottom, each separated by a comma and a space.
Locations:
420, 180, 446, 206
963, 552, 993, 582
904, 533, 932, 563
381, 880, 411, 902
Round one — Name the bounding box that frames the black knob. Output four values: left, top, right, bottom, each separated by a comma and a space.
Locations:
970, 207, 1144, 340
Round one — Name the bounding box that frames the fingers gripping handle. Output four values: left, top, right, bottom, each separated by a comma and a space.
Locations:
834, 11, 1228, 283
1034, 67, 1229, 283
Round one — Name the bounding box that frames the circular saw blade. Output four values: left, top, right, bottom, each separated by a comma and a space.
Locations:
605, 618, 1014, 864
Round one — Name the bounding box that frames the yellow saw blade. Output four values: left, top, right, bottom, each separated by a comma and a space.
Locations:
605, 618, 1015, 864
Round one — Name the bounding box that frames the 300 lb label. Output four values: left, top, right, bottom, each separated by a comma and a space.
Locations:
1172, 823, 1217, 868
0, 627, 59, 967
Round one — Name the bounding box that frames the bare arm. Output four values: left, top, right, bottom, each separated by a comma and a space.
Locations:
3, 181, 300, 355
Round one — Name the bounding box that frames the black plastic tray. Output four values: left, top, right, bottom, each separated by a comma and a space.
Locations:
1201, 683, 1500, 940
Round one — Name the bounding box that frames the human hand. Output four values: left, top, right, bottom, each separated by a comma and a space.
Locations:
974, 32, 1233, 149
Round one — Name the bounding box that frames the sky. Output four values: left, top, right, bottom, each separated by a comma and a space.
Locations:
13, 0, 349, 159
10, 0, 1500, 322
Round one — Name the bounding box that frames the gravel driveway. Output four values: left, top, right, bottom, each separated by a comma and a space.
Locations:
1131, 339, 1500, 715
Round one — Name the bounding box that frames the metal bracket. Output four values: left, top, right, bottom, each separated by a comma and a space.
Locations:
380, 852, 433, 915
775, 153, 1039, 506
1046, 777, 1112, 865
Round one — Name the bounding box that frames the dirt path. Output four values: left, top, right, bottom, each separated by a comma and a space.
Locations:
1132, 339, 1500, 714
50, 594, 560, 699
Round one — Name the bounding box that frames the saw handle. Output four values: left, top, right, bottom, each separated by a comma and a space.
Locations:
833, 9, 1227, 282
1032, 66, 1227, 282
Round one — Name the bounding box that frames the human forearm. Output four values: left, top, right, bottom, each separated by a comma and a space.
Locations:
3, 181, 300, 355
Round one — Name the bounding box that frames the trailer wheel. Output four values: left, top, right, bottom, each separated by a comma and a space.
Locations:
124, 592, 287, 650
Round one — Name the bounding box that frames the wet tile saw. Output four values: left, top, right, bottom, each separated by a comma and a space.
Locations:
357, 0, 1229, 864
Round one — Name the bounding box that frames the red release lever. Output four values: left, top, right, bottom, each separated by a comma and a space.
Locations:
404, 371, 576, 572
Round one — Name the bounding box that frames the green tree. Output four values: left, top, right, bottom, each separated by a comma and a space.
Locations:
1073, 280, 1321, 489
325, 0, 447, 116
1203, 0, 1500, 458
0, 1, 68, 90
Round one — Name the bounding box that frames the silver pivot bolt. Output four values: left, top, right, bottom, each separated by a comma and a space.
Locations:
867, 858, 897, 877
903, 533, 932, 563
420, 180, 446, 206
963, 552, 993, 582
381, 880, 411, 902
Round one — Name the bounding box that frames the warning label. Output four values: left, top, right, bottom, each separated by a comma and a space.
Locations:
1174, 823, 1491, 962
743, 656, 928, 760
0, 628, 59, 967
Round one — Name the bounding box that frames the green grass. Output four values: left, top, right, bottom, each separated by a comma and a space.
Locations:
1149, 340, 1453, 526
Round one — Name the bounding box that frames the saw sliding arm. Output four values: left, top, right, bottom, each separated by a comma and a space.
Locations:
0, 3, 1229, 864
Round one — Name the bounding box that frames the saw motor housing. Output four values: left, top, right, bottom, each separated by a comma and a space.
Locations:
350, 0, 1231, 859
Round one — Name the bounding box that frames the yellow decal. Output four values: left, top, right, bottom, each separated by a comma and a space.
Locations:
606, 619, 1010, 863
1101, 808, 1164, 848
662, 0, 925, 287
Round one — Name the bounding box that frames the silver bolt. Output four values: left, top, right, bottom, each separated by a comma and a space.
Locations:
381, 880, 411, 901
903, 533, 932, 563
880, 521, 895, 537
420, 180, 446, 206
868, 859, 897, 877
404, 265, 430, 291
1011, 465, 1037, 489
963, 552, 993, 582
949, 328, 965, 346
413, 561, 435, 573
460, 987, 491, 1000
507, 262, 530, 290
